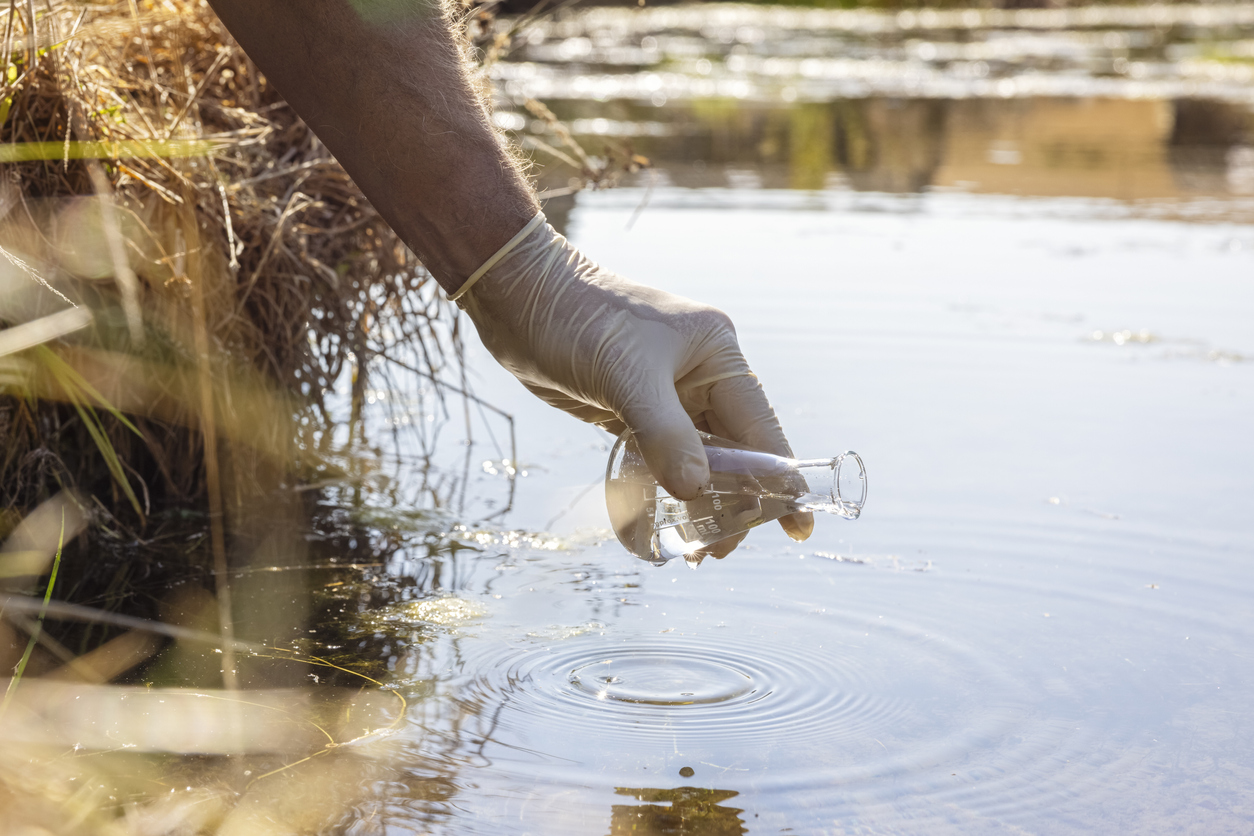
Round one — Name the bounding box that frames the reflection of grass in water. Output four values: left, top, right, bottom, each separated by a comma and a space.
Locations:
0, 471, 510, 829
611, 786, 745, 835
790, 103, 836, 190
0, 496, 439, 829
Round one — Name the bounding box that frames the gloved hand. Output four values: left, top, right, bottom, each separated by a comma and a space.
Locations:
453, 213, 813, 553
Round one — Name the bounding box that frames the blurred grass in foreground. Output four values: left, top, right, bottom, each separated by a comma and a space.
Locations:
0, 0, 477, 830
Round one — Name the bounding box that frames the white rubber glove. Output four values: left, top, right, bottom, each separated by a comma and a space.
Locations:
453, 213, 813, 545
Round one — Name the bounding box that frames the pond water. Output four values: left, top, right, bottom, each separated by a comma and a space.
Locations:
280, 6, 1254, 834
340, 190, 1252, 834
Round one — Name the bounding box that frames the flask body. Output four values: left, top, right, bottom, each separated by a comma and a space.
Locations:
605, 431, 865, 565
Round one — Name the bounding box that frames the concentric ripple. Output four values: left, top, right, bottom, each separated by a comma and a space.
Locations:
568, 652, 754, 706
378, 521, 1254, 834
454, 611, 1008, 761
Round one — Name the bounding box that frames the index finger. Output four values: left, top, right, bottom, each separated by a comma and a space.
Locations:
708, 373, 792, 458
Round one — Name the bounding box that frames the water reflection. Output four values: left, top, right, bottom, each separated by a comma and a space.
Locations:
523, 96, 1254, 209
304, 8, 1254, 830
610, 787, 746, 836
281, 507, 1254, 834
495, 1, 1254, 218
832, 98, 947, 193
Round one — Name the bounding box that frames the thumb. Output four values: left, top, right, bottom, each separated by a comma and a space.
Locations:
621, 380, 709, 501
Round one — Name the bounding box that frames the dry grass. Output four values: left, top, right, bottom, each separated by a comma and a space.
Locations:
0, 0, 461, 529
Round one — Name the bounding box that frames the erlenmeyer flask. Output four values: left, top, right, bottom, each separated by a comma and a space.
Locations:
605, 430, 866, 566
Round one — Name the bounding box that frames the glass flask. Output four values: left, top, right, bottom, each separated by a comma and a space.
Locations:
605, 431, 867, 566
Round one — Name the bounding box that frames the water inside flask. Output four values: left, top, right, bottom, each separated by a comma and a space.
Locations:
605, 431, 866, 566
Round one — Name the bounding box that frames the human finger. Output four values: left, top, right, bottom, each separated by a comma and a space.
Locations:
707, 373, 789, 457
708, 374, 814, 542
620, 375, 710, 501
520, 382, 618, 427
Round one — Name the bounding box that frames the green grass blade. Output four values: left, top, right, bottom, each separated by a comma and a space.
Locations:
35, 346, 141, 436
0, 139, 216, 163
35, 347, 144, 518
0, 509, 65, 718
69, 397, 145, 518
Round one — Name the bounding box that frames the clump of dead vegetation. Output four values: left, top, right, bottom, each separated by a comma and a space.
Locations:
0, 0, 463, 531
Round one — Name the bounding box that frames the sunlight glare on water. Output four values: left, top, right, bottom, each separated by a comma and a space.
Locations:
494, 4, 1254, 105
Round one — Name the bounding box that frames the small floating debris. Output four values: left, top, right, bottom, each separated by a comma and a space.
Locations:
812, 551, 868, 564
360, 596, 487, 632
1205, 349, 1247, 364
526, 620, 607, 641
811, 552, 930, 571
1085, 331, 1247, 364
447, 524, 567, 551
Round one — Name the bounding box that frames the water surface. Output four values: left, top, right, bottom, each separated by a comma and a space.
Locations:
340, 188, 1252, 833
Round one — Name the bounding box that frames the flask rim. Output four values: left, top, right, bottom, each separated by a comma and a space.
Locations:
831, 451, 867, 518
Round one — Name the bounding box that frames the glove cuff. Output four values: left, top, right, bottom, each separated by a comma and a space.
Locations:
448, 211, 547, 302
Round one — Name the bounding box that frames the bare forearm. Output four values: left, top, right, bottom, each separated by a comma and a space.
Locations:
207, 0, 538, 292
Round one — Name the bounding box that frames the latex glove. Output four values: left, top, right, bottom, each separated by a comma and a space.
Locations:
454, 214, 813, 548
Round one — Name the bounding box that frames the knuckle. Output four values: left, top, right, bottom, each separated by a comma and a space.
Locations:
694, 305, 736, 337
